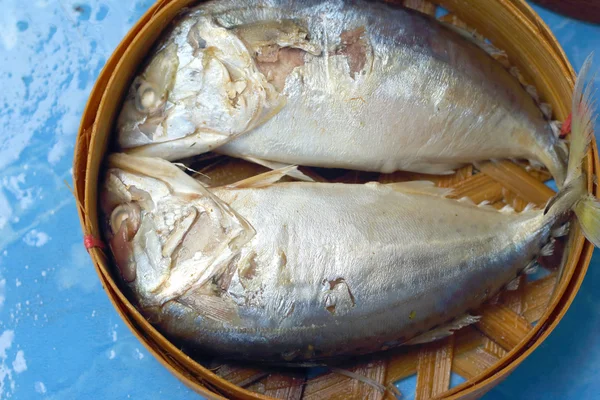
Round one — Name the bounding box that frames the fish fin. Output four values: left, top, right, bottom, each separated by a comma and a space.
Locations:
523, 203, 537, 212
540, 103, 553, 120
566, 54, 596, 185
440, 21, 506, 60
540, 240, 555, 257
525, 84, 540, 104
238, 155, 315, 182
404, 314, 481, 345
575, 196, 600, 247
477, 200, 496, 211
499, 204, 515, 214
225, 165, 298, 188
552, 222, 570, 238
506, 277, 521, 291
108, 153, 211, 195
524, 260, 539, 275
457, 196, 476, 205
385, 180, 453, 197
178, 294, 241, 325
550, 120, 562, 138
544, 54, 600, 248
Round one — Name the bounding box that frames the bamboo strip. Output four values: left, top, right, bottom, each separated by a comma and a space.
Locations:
475, 304, 532, 350
501, 189, 531, 212
385, 350, 420, 382
247, 373, 306, 400
213, 364, 271, 388
477, 161, 556, 205
436, 165, 474, 188
447, 174, 504, 204
522, 273, 558, 323
452, 347, 500, 380
403, 0, 437, 15
415, 336, 455, 399
303, 361, 387, 400
499, 276, 527, 314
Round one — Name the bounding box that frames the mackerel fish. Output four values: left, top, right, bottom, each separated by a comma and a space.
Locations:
116, 0, 569, 185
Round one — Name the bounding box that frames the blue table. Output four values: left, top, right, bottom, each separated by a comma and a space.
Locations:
0, 1, 597, 399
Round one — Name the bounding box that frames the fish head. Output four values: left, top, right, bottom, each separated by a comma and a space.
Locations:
100, 154, 255, 307
116, 16, 287, 160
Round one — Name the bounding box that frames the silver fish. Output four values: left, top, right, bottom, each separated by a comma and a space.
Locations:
100, 56, 598, 363
117, 0, 568, 184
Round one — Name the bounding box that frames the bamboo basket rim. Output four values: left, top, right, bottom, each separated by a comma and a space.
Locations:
73, 0, 599, 398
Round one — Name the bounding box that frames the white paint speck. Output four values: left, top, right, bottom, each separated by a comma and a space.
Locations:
12, 351, 26, 374
23, 230, 50, 247
2, 251, 6, 256
41, 271, 46, 277
0, 330, 15, 397
108, 350, 116, 360
14, 279, 21, 288
24, 265, 28, 270
34, 381, 46, 394
91, 310, 96, 317
111, 330, 117, 342
135, 348, 145, 360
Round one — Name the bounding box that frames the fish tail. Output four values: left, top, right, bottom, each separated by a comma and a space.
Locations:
545, 53, 600, 247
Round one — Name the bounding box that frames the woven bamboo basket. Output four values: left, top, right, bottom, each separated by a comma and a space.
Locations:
73, 0, 599, 398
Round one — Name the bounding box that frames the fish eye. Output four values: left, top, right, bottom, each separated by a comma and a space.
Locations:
135, 81, 161, 113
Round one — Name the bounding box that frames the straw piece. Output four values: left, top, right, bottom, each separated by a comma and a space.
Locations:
477, 160, 556, 206
415, 336, 455, 399
402, 0, 437, 15
247, 372, 306, 400
303, 360, 387, 400
475, 304, 532, 350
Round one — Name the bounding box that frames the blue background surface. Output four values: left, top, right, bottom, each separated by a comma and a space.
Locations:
0, 1, 598, 399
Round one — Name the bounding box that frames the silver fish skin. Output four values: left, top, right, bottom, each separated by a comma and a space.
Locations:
101, 154, 568, 363
118, 0, 567, 184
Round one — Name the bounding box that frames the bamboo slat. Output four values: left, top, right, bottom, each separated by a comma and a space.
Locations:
303, 361, 387, 400
475, 305, 533, 351
247, 373, 306, 400
213, 364, 271, 388
477, 161, 556, 206
415, 336, 455, 399
403, 0, 437, 15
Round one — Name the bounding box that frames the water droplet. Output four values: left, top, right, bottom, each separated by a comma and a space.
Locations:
17, 21, 29, 32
